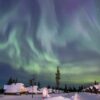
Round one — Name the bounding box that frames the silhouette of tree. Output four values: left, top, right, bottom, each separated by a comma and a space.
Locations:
29, 79, 33, 86
73, 86, 76, 92
47, 85, 51, 89
14, 78, 18, 83
7, 77, 13, 85
78, 85, 84, 92
37, 82, 41, 88
64, 84, 68, 93
7, 77, 18, 85
94, 81, 98, 85
0, 88, 4, 94
68, 87, 72, 92
55, 66, 61, 90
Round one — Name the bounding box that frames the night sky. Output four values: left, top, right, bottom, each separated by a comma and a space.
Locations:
0, 0, 100, 85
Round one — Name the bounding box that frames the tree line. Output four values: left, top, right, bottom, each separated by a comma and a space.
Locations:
0, 66, 99, 94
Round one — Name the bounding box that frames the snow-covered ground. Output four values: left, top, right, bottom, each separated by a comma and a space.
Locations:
0, 93, 100, 100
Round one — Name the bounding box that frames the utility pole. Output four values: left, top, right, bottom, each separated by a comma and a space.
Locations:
29, 79, 34, 98
29, 74, 36, 98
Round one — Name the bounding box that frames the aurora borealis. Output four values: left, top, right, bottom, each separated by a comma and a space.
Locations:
0, 0, 100, 85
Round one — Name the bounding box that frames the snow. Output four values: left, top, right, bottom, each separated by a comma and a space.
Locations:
42, 87, 49, 97
45, 96, 70, 100
4, 83, 27, 94
27, 86, 38, 94
83, 83, 100, 92
0, 93, 99, 100
4, 83, 40, 94
94, 84, 100, 90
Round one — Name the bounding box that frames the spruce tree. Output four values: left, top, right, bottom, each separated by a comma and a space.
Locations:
7, 77, 13, 85
55, 66, 60, 90
64, 84, 68, 93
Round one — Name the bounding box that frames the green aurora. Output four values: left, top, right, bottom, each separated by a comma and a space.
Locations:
0, 0, 100, 85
